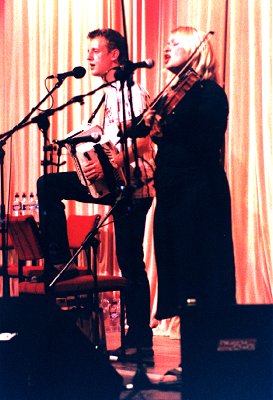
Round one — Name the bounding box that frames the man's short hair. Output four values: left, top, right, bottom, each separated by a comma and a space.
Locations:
87, 28, 126, 64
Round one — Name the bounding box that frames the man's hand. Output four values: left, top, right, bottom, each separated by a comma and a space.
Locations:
82, 160, 104, 182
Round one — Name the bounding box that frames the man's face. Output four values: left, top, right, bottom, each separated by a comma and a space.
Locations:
87, 36, 119, 78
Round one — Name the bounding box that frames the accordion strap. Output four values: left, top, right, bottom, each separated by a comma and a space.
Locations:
88, 94, 105, 124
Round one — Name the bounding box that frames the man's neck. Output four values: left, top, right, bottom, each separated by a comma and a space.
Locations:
103, 64, 120, 82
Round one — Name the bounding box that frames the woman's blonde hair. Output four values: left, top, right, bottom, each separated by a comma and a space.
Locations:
170, 26, 218, 81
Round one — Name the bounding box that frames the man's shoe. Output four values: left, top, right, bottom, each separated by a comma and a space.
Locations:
109, 346, 154, 366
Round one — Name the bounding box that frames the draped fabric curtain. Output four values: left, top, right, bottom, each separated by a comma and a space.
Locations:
1, 1, 272, 320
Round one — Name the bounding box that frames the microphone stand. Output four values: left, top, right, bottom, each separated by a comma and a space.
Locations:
49, 214, 102, 350
109, 0, 154, 394
0, 78, 67, 298
103, 5, 146, 225
117, 4, 183, 397
48, 195, 126, 350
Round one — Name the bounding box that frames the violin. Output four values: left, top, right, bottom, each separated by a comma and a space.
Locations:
156, 69, 200, 115
149, 69, 200, 137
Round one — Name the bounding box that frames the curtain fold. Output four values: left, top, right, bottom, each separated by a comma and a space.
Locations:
225, 0, 272, 303
1, 0, 272, 313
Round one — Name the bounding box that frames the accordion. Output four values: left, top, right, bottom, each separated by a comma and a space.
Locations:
65, 124, 126, 199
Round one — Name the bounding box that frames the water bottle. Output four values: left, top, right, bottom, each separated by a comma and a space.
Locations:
109, 298, 120, 332
21, 193, 28, 215
28, 192, 36, 213
12, 192, 21, 216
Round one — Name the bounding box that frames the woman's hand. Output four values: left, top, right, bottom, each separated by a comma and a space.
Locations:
143, 108, 157, 127
82, 160, 104, 182
143, 108, 163, 137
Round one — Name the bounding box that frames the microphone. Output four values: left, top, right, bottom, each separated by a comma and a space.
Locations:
126, 59, 155, 71
47, 66, 86, 80
114, 59, 154, 81
54, 132, 101, 147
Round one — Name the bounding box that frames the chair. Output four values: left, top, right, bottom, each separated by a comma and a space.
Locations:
0, 215, 45, 298
3, 214, 99, 288
9, 214, 128, 351
67, 214, 101, 272
5, 215, 44, 282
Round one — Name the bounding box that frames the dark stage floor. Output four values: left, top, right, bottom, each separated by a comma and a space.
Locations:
106, 331, 182, 400
1, 296, 271, 399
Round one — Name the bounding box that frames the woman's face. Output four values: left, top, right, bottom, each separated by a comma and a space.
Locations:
164, 33, 190, 74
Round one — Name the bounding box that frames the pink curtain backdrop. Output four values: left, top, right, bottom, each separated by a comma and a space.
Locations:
1, 1, 272, 331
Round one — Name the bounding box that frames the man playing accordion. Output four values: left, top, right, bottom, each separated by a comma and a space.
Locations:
37, 28, 155, 360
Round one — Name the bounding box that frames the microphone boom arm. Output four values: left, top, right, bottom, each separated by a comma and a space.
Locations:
0, 79, 117, 141
0, 78, 65, 141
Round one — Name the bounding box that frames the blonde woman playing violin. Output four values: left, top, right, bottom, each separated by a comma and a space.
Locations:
144, 27, 236, 322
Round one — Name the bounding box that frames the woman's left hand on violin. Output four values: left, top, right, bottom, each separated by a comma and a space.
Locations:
143, 108, 164, 138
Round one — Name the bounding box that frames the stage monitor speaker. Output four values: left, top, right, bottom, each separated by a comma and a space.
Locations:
180, 304, 273, 400
0, 296, 123, 400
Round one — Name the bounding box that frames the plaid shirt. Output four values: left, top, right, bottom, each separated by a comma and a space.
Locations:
102, 81, 155, 198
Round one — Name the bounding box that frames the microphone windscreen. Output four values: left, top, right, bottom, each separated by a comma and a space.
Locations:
73, 66, 86, 79
145, 59, 154, 68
